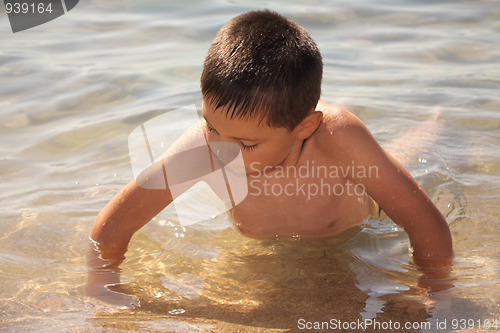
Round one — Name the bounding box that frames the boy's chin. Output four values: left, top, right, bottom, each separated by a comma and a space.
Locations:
244, 167, 260, 176
244, 163, 271, 175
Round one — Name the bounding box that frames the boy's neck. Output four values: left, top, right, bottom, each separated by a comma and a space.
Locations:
278, 138, 306, 168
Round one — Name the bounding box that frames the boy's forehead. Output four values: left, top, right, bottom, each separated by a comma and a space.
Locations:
202, 99, 269, 128
201, 100, 294, 141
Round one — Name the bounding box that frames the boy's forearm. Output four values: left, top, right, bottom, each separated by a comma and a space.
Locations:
88, 178, 173, 265
404, 205, 453, 268
90, 179, 173, 247
408, 210, 454, 290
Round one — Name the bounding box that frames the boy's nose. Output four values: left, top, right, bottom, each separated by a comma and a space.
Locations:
209, 141, 241, 166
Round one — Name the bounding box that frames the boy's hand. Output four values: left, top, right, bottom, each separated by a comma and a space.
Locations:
85, 280, 140, 309
415, 256, 454, 292
85, 240, 139, 309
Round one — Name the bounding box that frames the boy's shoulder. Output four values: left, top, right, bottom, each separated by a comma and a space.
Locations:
313, 100, 371, 155
315, 100, 359, 130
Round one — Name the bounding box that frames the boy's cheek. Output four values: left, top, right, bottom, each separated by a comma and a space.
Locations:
244, 159, 264, 173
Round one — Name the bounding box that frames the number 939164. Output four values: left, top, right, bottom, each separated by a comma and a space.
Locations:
5, 2, 54, 14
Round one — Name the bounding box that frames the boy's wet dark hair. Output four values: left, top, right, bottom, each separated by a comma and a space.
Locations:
201, 10, 323, 131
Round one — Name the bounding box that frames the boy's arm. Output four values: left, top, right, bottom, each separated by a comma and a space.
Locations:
86, 121, 205, 305
90, 178, 173, 248
86, 178, 173, 305
329, 110, 453, 271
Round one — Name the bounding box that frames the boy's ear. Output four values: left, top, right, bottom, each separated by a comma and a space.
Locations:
295, 111, 323, 140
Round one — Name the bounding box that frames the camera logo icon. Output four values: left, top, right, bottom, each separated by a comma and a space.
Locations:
128, 105, 249, 226
3, 0, 79, 33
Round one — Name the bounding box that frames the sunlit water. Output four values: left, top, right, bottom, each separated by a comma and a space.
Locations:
1, 0, 499, 332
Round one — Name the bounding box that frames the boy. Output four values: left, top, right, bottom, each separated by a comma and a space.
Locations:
87, 10, 452, 303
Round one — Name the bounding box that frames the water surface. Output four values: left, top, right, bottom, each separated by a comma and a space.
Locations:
1, 0, 499, 331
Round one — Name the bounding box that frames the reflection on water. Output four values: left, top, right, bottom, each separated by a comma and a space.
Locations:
1, 0, 499, 331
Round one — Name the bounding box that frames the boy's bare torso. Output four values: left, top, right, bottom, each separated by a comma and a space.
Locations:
230, 102, 378, 239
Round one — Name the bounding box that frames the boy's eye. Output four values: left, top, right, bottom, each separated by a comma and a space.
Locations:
206, 123, 217, 133
205, 121, 257, 151
240, 142, 257, 151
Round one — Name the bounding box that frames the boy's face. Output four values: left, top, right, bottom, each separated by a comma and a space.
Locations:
202, 99, 302, 174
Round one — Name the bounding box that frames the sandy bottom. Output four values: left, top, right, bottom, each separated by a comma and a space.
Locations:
86, 229, 432, 333
88, 283, 430, 333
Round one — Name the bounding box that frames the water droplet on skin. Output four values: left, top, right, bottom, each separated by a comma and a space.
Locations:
168, 308, 185, 315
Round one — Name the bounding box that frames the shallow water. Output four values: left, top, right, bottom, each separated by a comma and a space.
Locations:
1, 0, 499, 332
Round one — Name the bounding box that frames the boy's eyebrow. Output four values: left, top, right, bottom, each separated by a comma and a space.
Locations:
203, 116, 261, 142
